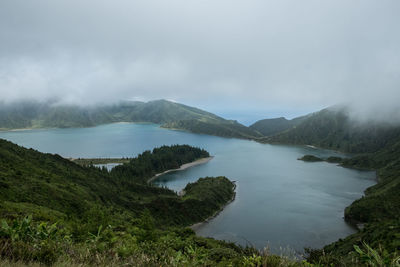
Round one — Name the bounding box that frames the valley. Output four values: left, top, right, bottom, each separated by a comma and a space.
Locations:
0, 102, 399, 266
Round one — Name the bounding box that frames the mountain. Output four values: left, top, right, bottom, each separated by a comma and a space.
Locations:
0, 101, 115, 129
1, 104, 399, 265
249, 116, 307, 137
0, 140, 266, 265
0, 100, 261, 139
262, 106, 400, 153
0, 140, 309, 266
162, 119, 261, 139
256, 106, 400, 264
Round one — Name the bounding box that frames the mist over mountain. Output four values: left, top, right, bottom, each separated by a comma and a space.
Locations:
1, 1, 400, 266
1, 0, 399, 123
249, 116, 308, 137
0, 99, 261, 139
259, 105, 400, 153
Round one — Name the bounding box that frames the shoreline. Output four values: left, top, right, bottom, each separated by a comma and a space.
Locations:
0, 127, 37, 132
190, 182, 237, 231
147, 156, 214, 183
0, 121, 157, 133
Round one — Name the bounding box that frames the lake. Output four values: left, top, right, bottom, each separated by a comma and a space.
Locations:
0, 123, 376, 253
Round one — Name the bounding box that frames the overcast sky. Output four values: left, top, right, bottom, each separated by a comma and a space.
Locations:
0, 0, 399, 123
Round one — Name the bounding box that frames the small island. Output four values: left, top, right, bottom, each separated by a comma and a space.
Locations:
298, 154, 324, 162
298, 154, 344, 163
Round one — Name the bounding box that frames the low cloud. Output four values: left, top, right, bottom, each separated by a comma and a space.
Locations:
0, 0, 399, 122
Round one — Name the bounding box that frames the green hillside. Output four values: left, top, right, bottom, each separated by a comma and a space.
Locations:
262, 107, 400, 153
0, 140, 321, 266
257, 106, 400, 265
0, 140, 259, 265
2, 103, 399, 265
110, 145, 209, 184
0, 100, 261, 139
249, 116, 307, 137
162, 118, 262, 139
307, 139, 400, 265
0, 141, 239, 229
0, 142, 396, 266
121, 100, 224, 124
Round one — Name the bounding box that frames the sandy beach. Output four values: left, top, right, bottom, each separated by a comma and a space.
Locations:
147, 156, 214, 183
0, 127, 35, 132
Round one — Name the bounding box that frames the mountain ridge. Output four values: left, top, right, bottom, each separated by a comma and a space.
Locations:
249, 115, 308, 137
259, 107, 400, 153
252, 106, 400, 263
0, 99, 262, 139
1, 103, 399, 265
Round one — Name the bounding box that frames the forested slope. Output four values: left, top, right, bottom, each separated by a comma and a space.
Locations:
262, 107, 400, 153
249, 116, 307, 137
259, 107, 400, 264
1, 140, 264, 265
0, 100, 261, 139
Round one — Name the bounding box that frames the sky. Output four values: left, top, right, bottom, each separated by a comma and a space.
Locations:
0, 0, 399, 124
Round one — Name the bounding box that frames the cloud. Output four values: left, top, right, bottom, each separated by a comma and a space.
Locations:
0, 0, 399, 121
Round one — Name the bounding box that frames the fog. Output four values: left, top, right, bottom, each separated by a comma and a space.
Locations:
0, 0, 399, 122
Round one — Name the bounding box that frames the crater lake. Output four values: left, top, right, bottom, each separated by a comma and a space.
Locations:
0, 123, 376, 253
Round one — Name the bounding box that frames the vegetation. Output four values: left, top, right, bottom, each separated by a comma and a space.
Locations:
337, 140, 400, 258
71, 157, 131, 166
0, 139, 328, 266
110, 144, 210, 183
2, 102, 400, 265
0, 141, 218, 226
162, 119, 262, 139
1, 215, 396, 266
0, 99, 220, 129
262, 107, 400, 154
298, 155, 324, 162
0, 214, 263, 266
249, 116, 307, 137
1, 141, 391, 267
306, 241, 400, 266
260, 106, 400, 265
326, 156, 344, 163
0, 139, 279, 266
0, 100, 261, 139
298, 155, 344, 163
0, 175, 248, 266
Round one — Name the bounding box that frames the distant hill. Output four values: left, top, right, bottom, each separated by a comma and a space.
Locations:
162, 119, 262, 139
249, 116, 307, 137
0, 101, 115, 129
0, 100, 261, 139
1, 103, 399, 265
261, 106, 400, 153
256, 106, 400, 263
105, 99, 226, 124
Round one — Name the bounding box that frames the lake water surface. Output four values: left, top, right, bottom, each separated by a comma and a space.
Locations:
0, 123, 376, 253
